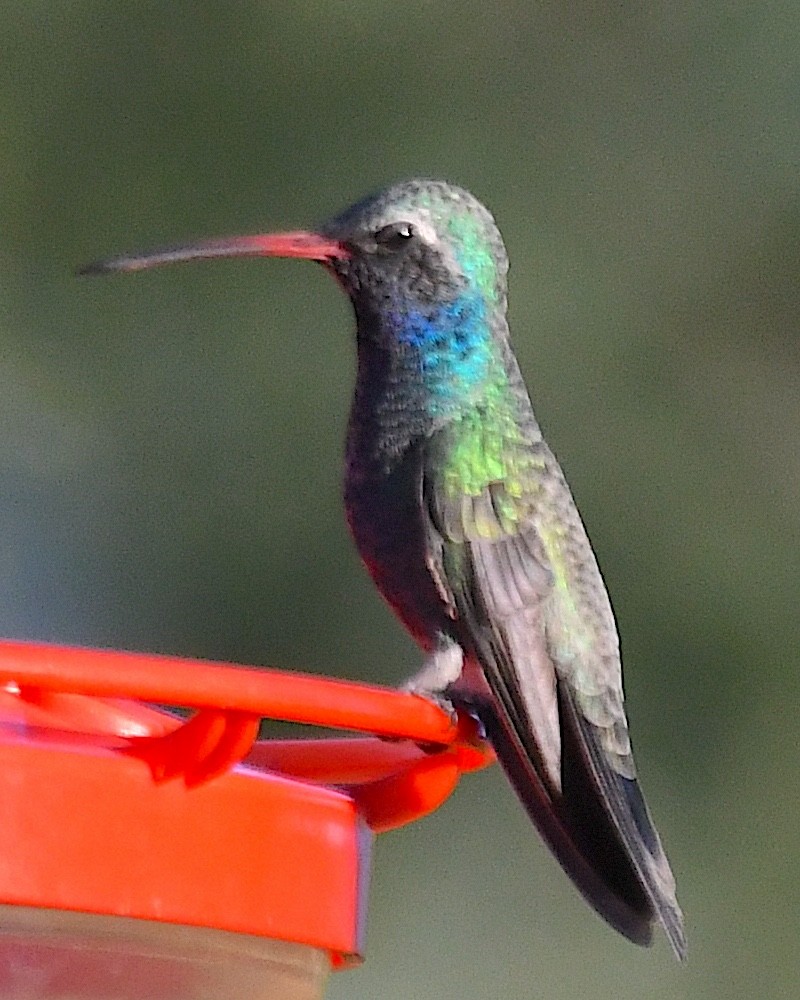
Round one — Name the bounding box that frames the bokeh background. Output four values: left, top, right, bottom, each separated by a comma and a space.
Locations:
2, 3, 798, 998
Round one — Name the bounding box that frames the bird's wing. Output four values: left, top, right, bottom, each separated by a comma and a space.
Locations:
420, 425, 686, 958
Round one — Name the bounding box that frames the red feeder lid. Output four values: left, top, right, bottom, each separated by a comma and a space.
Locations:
0, 640, 493, 998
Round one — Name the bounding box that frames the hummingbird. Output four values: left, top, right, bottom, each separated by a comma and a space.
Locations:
81, 179, 686, 958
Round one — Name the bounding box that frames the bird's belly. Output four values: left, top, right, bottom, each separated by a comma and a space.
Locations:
344, 463, 452, 652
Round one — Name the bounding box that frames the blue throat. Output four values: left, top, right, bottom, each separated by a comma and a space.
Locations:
387, 290, 497, 417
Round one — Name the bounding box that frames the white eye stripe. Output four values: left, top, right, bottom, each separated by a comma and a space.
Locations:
411, 219, 437, 244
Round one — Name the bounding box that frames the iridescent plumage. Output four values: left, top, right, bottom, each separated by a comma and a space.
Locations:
324, 181, 686, 958
82, 179, 686, 959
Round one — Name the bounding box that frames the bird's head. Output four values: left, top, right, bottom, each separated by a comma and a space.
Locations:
81, 179, 508, 318
318, 179, 508, 320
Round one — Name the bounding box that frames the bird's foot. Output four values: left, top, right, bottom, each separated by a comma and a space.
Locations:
402, 640, 463, 696
402, 641, 464, 723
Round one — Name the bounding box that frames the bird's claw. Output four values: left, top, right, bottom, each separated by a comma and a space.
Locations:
402, 682, 459, 727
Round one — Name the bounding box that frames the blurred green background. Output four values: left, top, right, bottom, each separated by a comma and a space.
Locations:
2, 2, 798, 997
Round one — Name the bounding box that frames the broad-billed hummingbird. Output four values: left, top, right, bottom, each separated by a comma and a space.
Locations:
82, 179, 686, 959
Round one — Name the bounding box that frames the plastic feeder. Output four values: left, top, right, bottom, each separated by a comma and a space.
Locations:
0, 640, 492, 1000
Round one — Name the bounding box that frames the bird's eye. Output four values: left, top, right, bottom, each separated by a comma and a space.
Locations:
374, 222, 416, 251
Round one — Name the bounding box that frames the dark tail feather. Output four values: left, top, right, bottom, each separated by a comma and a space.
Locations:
557, 686, 687, 960
475, 696, 656, 947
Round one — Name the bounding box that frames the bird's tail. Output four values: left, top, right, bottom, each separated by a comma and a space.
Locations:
468, 688, 686, 959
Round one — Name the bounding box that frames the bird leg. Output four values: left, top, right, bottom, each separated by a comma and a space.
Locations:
402, 636, 464, 701
401, 637, 491, 741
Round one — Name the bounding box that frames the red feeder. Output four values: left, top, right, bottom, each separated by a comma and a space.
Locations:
0, 640, 493, 1000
